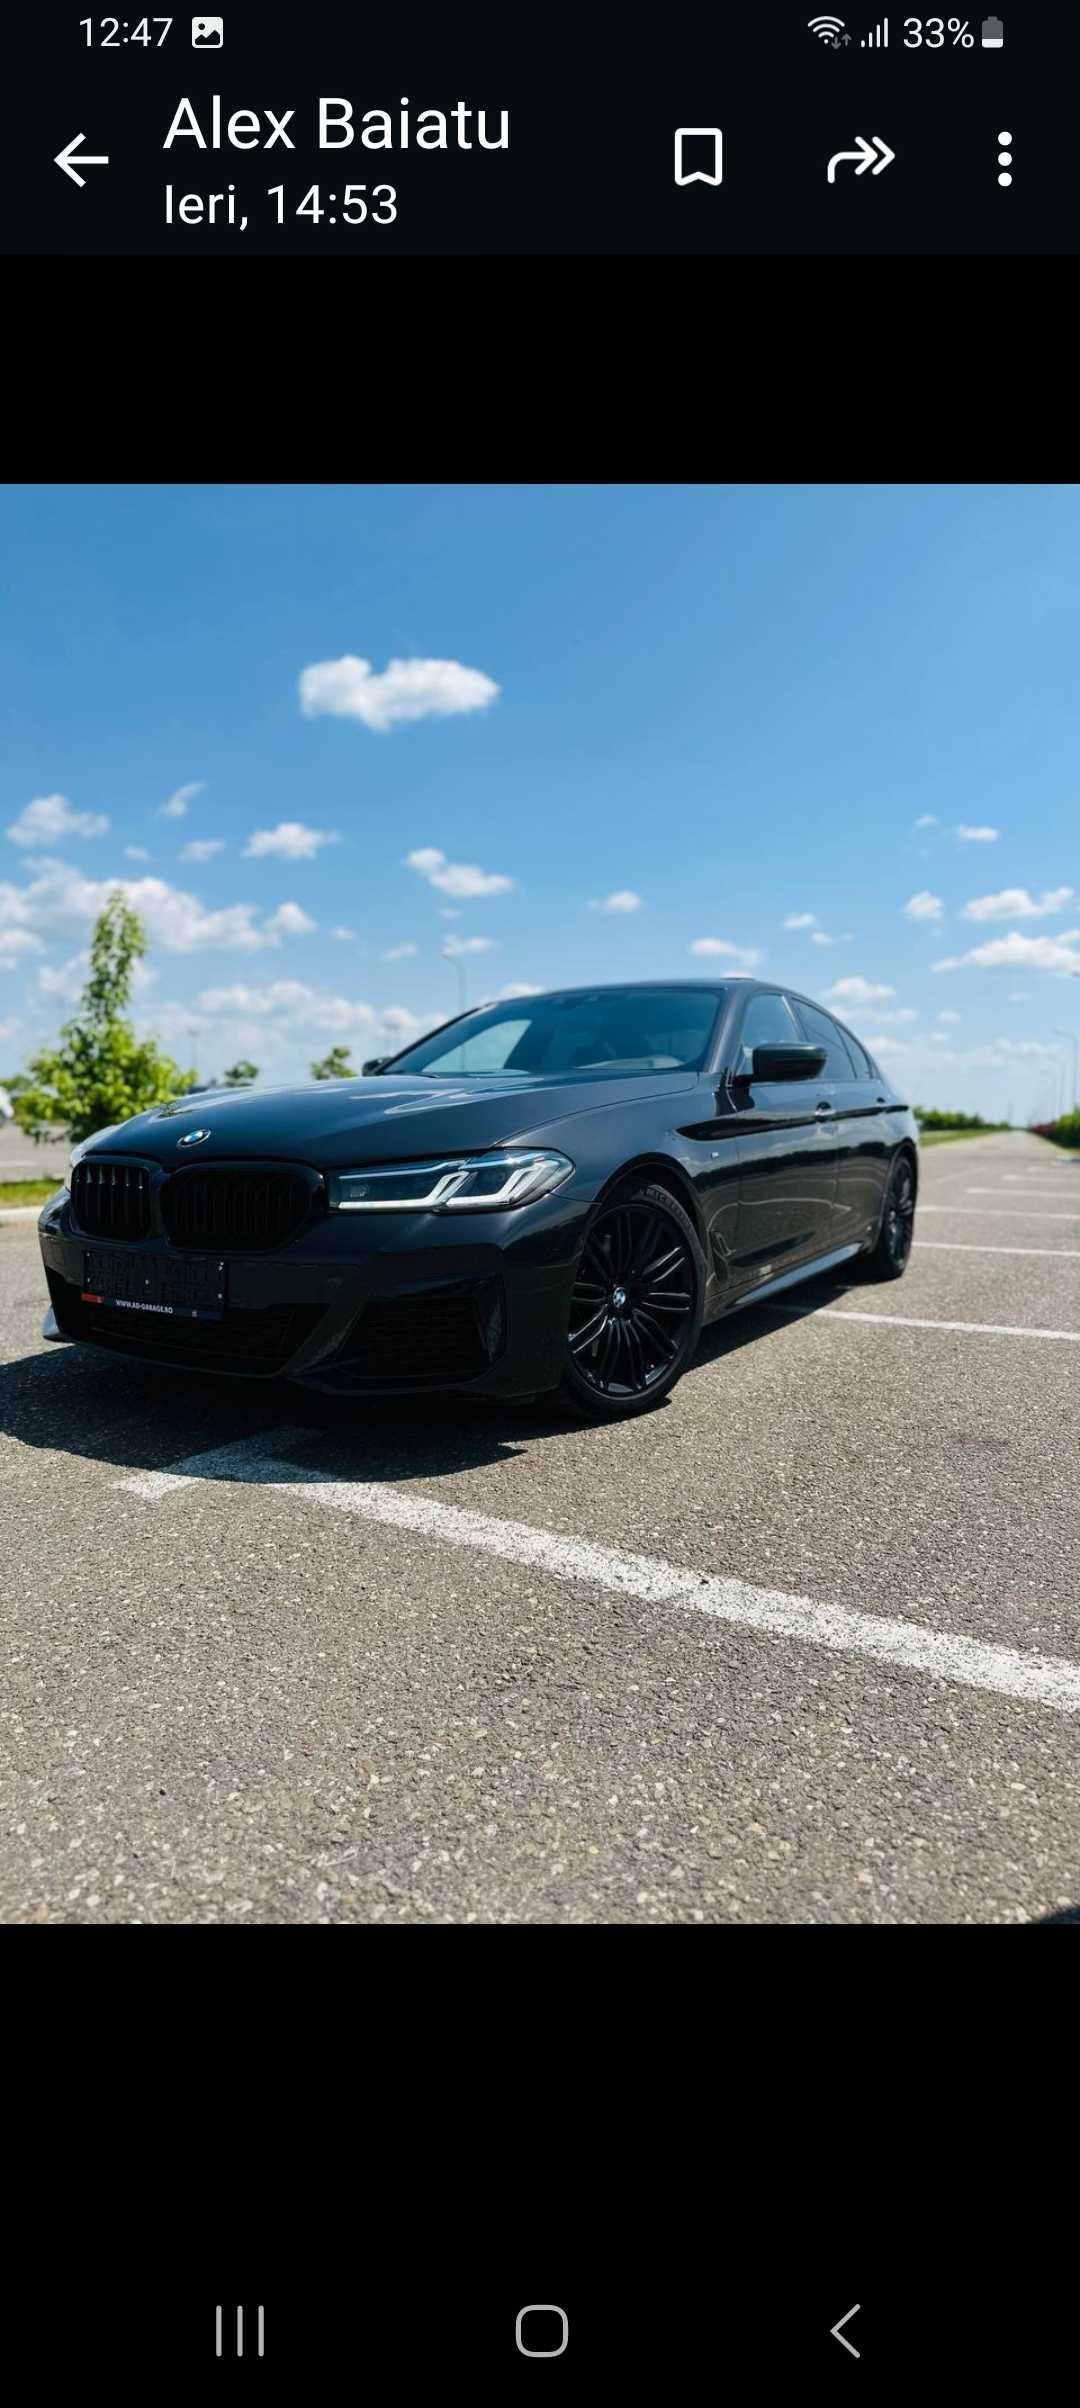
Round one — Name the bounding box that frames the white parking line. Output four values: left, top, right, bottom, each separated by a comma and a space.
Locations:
255, 1461, 1080, 1716
770, 1307, 1080, 1343
918, 1206, 1080, 1222
967, 1186, 1077, 1200
113, 1443, 1080, 1717
114, 1427, 304, 1500
916, 1242, 1080, 1259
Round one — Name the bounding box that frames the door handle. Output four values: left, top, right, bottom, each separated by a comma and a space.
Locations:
814, 1100, 834, 1116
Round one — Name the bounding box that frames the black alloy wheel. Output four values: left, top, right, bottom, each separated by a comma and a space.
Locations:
558, 1180, 705, 1420
859, 1152, 916, 1281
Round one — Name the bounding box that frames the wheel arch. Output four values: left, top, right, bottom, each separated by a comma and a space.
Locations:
590, 1152, 707, 1248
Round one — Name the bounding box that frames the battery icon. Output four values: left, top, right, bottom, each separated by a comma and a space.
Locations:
981, 15, 1004, 44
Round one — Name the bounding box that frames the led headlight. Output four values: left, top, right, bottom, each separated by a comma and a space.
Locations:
330, 1149, 574, 1213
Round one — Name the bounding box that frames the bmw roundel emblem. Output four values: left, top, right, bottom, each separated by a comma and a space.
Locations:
178, 1128, 211, 1147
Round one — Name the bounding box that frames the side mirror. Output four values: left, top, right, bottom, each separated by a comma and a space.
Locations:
749, 1042, 827, 1082
361, 1057, 390, 1076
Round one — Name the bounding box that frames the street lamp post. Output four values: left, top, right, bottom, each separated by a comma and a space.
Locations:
441, 942, 465, 1015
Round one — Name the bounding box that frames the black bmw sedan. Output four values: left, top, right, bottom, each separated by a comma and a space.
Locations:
37, 980, 918, 1421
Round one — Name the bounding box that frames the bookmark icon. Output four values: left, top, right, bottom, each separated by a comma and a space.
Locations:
674, 128, 723, 186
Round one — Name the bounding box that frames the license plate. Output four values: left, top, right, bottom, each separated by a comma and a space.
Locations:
81, 1248, 226, 1321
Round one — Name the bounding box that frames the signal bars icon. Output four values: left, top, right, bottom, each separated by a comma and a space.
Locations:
862, 16, 889, 42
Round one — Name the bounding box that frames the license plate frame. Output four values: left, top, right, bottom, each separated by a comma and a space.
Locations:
81, 1247, 227, 1322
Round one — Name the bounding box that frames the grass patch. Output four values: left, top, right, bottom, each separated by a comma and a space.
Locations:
919, 1128, 1002, 1147
0, 1179, 63, 1206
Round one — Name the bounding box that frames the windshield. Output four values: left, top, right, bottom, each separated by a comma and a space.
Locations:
384, 987, 729, 1078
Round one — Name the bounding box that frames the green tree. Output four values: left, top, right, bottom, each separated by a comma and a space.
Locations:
221, 1060, 259, 1086
13, 892, 198, 1144
310, 1044, 355, 1081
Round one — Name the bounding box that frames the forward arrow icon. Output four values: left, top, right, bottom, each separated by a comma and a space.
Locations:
827, 135, 895, 183
55, 134, 110, 187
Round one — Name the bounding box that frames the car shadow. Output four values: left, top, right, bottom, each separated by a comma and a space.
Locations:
0, 1268, 857, 1488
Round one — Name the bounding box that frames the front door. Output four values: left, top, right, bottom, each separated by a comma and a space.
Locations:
725, 990, 840, 1281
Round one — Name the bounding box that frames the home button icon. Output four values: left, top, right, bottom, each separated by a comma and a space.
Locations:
515, 2305, 569, 2358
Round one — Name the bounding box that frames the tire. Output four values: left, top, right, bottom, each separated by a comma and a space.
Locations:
555, 1179, 706, 1422
857, 1150, 916, 1282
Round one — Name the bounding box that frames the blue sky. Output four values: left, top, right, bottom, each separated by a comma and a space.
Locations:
2, 483, 1078, 1120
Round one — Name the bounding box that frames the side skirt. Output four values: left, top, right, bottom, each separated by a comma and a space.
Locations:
719, 1241, 866, 1319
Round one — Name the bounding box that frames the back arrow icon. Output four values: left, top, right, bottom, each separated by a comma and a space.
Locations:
827, 135, 895, 182
831, 2305, 861, 2359
55, 133, 110, 187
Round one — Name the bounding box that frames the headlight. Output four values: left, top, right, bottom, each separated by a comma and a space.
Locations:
329, 1150, 574, 1213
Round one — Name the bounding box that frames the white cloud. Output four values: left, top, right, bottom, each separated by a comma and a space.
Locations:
265, 901, 316, 939
125, 845, 150, 862
300, 653, 500, 733
1008, 991, 1031, 1002
195, 980, 428, 1044
903, 890, 944, 921
956, 824, 999, 843
810, 932, 836, 946
443, 935, 496, 956
332, 926, 356, 941
497, 983, 542, 999
158, 782, 204, 820
689, 939, 763, 968
181, 838, 226, 863
0, 1017, 18, 1041
406, 847, 513, 899
244, 821, 340, 861
865, 1035, 911, 1057
823, 976, 896, 1005
873, 1007, 919, 1025
0, 927, 45, 963
937, 1010, 962, 1024
384, 942, 419, 960
932, 932, 1080, 974
962, 886, 1073, 922
0, 858, 310, 955
7, 794, 109, 847
783, 912, 817, 930
589, 890, 642, 914
439, 907, 462, 920
913, 814, 938, 829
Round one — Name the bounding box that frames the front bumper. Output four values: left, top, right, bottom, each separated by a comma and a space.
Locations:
37, 1191, 582, 1397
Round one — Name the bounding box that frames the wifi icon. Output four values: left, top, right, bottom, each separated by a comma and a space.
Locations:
808, 14, 846, 38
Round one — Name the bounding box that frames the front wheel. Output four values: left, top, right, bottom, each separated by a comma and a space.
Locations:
857, 1152, 916, 1282
556, 1180, 705, 1422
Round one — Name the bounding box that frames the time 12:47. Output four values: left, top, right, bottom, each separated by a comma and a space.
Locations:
80, 18, 174, 42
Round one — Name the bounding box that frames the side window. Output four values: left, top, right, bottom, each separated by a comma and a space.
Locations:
792, 1001, 854, 1082
837, 1025, 874, 1080
737, 990, 801, 1072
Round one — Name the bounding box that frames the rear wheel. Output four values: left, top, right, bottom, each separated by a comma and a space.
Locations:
857, 1151, 916, 1281
556, 1180, 705, 1421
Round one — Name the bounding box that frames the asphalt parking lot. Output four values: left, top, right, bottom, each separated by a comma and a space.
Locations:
2, 1130, 1078, 1924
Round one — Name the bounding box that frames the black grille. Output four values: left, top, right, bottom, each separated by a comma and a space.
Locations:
341, 1278, 505, 1384
160, 1165, 322, 1251
71, 1157, 152, 1241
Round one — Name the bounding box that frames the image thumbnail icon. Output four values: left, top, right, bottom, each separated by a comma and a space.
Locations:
191, 14, 224, 43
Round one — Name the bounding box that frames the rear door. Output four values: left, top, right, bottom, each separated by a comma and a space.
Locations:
793, 1002, 891, 1247
726, 989, 840, 1283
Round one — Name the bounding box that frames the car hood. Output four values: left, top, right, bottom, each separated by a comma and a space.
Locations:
84, 1071, 699, 1170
